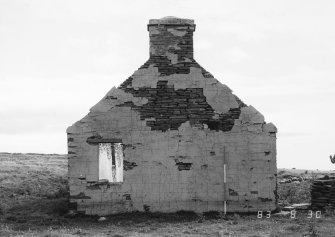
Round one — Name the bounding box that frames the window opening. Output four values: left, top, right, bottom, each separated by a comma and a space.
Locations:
98, 143, 123, 182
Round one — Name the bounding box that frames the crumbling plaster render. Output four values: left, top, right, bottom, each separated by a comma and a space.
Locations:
67, 17, 277, 215
129, 66, 238, 113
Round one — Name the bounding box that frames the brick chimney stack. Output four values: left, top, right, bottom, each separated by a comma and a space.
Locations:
147, 17, 195, 61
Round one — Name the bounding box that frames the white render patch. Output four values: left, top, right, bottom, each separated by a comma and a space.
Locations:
131, 65, 160, 89
164, 68, 238, 113
90, 87, 148, 113
263, 122, 277, 134
165, 52, 179, 64
240, 106, 265, 124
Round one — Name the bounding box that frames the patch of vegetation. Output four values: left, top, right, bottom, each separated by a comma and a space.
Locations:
277, 180, 311, 205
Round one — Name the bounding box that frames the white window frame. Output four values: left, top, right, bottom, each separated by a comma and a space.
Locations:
98, 143, 123, 182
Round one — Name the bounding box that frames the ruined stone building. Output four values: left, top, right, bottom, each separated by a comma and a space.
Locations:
67, 17, 277, 215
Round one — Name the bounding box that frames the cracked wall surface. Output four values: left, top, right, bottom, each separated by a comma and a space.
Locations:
67, 17, 277, 215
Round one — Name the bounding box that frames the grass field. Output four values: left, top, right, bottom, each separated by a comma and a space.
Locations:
1, 153, 334, 237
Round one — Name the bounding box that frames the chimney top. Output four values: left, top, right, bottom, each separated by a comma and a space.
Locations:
147, 16, 196, 60
148, 16, 195, 26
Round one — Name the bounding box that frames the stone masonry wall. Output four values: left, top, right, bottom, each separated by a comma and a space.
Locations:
67, 17, 277, 215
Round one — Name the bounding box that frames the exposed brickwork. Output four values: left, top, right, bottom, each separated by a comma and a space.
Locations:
175, 161, 192, 171
118, 22, 213, 91
119, 76, 134, 90
138, 56, 213, 77
123, 160, 137, 171
118, 81, 242, 132
148, 25, 194, 59
139, 24, 213, 77
118, 59, 213, 90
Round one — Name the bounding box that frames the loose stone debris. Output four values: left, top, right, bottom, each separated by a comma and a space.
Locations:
310, 177, 335, 210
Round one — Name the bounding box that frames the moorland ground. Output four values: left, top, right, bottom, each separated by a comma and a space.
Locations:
0, 153, 334, 237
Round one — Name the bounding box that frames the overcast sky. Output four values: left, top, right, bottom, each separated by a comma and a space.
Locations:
1, 0, 334, 170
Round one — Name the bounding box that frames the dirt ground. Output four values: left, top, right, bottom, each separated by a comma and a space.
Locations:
0, 153, 334, 237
